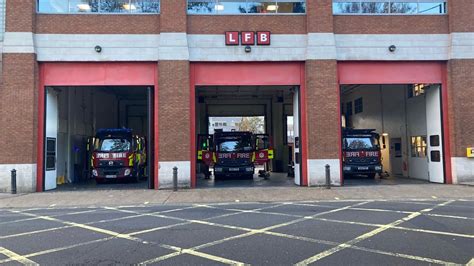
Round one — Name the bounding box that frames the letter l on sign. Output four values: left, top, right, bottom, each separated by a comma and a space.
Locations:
225, 31, 239, 45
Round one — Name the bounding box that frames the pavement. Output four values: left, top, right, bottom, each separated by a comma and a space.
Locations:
0, 199, 473, 265
0, 177, 473, 208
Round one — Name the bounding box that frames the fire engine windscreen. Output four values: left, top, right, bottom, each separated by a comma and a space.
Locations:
217, 137, 253, 152
96, 139, 131, 152
344, 137, 379, 150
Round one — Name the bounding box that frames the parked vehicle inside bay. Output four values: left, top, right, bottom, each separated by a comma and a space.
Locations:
197, 130, 273, 180
89, 128, 147, 183
342, 128, 383, 179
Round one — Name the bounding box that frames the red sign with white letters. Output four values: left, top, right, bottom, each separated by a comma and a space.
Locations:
225, 31, 271, 46
257, 31, 271, 45
241, 31, 255, 45
225, 31, 240, 45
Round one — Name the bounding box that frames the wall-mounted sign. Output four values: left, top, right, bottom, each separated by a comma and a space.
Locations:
467, 147, 474, 158
225, 31, 271, 46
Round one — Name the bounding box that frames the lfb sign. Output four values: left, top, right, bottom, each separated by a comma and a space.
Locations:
225, 31, 271, 46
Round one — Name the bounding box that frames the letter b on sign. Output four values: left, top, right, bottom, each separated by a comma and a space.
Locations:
257, 31, 271, 45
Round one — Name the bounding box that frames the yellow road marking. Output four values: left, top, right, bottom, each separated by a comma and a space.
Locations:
0, 225, 74, 239
0, 238, 113, 264
0, 247, 38, 265
295, 200, 454, 265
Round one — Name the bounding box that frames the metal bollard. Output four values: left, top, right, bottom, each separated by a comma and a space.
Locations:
325, 164, 331, 189
173, 167, 178, 191
11, 169, 17, 194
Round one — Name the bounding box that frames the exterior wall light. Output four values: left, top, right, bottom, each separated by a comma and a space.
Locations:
388, 45, 396, 52
95, 45, 102, 53
245, 45, 252, 53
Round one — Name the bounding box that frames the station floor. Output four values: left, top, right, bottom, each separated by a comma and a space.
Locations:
53, 173, 429, 191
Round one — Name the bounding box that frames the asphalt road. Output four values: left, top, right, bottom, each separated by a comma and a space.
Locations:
0, 199, 473, 265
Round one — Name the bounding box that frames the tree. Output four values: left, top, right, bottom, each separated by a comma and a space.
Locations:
237, 117, 265, 134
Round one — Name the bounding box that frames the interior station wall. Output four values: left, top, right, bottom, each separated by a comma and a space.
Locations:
342, 85, 430, 180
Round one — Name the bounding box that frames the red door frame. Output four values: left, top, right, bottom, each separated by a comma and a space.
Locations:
37, 62, 159, 192
190, 62, 308, 188
337, 61, 452, 184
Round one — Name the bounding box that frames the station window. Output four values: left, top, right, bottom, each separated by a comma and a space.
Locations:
187, 0, 306, 15
0, 0, 4, 41
37, 0, 160, 14
332, 0, 447, 15
354, 97, 363, 114
408, 84, 426, 98
411, 136, 427, 157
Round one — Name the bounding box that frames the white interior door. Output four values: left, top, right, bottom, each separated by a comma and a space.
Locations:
425, 85, 444, 183
45, 89, 58, 190
293, 88, 301, 185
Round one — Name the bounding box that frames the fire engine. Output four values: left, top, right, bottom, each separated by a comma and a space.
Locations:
342, 129, 383, 178
88, 129, 147, 183
197, 130, 274, 179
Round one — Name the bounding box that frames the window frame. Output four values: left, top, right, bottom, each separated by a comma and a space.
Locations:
332, 0, 447, 16
354, 97, 363, 114
37, 0, 161, 15
186, 0, 307, 15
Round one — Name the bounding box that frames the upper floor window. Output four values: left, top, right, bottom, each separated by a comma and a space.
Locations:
187, 0, 306, 15
0, 0, 4, 41
37, 0, 160, 14
333, 0, 447, 15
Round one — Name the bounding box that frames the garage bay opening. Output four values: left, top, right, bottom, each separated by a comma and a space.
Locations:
195, 86, 301, 187
44, 86, 153, 191
340, 84, 445, 185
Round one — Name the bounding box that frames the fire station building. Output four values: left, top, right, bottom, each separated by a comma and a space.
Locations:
0, 0, 473, 192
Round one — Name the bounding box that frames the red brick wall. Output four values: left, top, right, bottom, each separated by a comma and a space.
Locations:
5, 0, 35, 32
36, 15, 160, 34
307, 0, 333, 32
447, 59, 474, 157
305, 60, 340, 159
0, 54, 38, 164
160, 0, 187, 32
448, 0, 474, 32
158, 61, 190, 161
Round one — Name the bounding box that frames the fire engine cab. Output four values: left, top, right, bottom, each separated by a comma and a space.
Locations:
197, 130, 274, 180
342, 128, 383, 178
88, 129, 147, 183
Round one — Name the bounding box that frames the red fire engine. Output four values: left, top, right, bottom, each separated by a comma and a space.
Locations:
197, 130, 274, 179
88, 129, 147, 183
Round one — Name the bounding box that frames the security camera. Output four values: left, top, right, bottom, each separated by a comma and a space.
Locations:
388, 45, 396, 52
95, 45, 102, 53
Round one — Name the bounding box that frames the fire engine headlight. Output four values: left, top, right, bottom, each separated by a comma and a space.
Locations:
92, 169, 98, 177
343, 166, 351, 171
375, 166, 382, 171
124, 168, 131, 176
245, 167, 254, 172
214, 167, 223, 172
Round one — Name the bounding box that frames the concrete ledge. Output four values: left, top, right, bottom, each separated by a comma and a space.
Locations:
0, 164, 36, 193
451, 157, 474, 184
307, 159, 341, 186
158, 161, 191, 189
